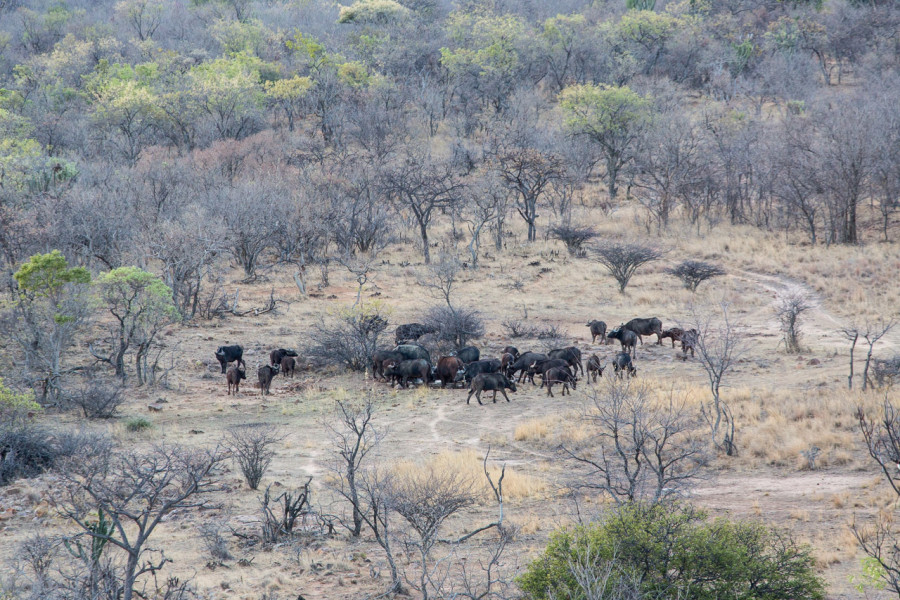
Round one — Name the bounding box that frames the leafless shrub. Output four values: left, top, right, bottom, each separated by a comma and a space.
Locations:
774, 289, 812, 353
225, 424, 284, 490
549, 224, 598, 257
537, 324, 569, 351
666, 260, 726, 292
304, 303, 390, 371
592, 242, 665, 292
260, 478, 313, 544
423, 305, 485, 349
501, 318, 539, 339
68, 380, 126, 419
873, 356, 900, 389
199, 522, 232, 561
560, 378, 708, 505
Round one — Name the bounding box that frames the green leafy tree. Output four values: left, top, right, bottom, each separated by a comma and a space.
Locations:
187, 53, 265, 140
519, 503, 825, 600
338, 0, 411, 24
93, 267, 178, 383
264, 75, 312, 132
559, 83, 652, 200
11, 250, 92, 403
0, 377, 41, 421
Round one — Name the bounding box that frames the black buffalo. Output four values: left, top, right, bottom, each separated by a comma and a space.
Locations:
395, 323, 436, 345
258, 363, 280, 395
215, 345, 245, 374
624, 317, 664, 345
508, 352, 549, 382
549, 347, 584, 377
681, 329, 700, 357
394, 344, 431, 363
659, 327, 685, 348
455, 346, 480, 364
464, 358, 501, 383
466, 373, 517, 405
502, 346, 520, 360
281, 356, 296, 378
586, 320, 608, 344
384, 358, 431, 388
541, 366, 577, 397
587, 354, 604, 382
613, 352, 637, 378
608, 328, 639, 357
527, 358, 572, 385
270, 348, 298, 366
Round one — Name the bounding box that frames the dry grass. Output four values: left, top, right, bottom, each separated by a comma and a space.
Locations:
393, 449, 548, 503
514, 417, 555, 441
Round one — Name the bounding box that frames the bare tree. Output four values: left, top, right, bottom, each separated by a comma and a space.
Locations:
841, 326, 860, 390
358, 466, 403, 595
58, 445, 225, 600
691, 304, 745, 455
393, 467, 475, 600
225, 423, 284, 490
666, 260, 725, 292
304, 302, 390, 371
423, 305, 485, 350
382, 149, 465, 264
560, 379, 708, 505
774, 289, 812, 354
842, 319, 897, 391
592, 242, 665, 293
494, 144, 564, 243
323, 396, 383, 538
220, 180, 288, 280
417, 253, 462, 309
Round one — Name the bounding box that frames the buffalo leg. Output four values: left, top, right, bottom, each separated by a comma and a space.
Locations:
500, 389, 511, 402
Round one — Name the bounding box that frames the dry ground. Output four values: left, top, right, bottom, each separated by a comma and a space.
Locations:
2, 206, 900, 600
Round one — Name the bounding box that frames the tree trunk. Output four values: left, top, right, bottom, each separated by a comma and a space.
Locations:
419, 221, 431, 264
848, 333, 858, 389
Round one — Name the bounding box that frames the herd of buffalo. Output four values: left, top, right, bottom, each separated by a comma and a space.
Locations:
212, 317, 699, 405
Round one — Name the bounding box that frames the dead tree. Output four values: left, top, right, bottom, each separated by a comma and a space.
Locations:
774, 289, 812, 354
322, 396, 383, 538
560, 379, 708, 504
58, 445, 225, 600
843, 319, 897, 390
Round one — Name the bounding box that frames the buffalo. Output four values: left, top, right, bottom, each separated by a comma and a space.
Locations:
226, 366, 246, 395
258, 363, 280, 396
549, 347, 584, 377
502, 346, 520, 360
508, 352, 549, 382
394, 344, 431, 363
608, 328, 638, 357
455, 346, 480, 364
527, 358, 572, 385
586, 320, 608, 344
270, 348, 298, 366
587, 354, 604, 383
466, 373, 517, 405
436, 357, 467, 388
613, 352, 637, 378
500, 352, 516, 373
541, 366, 577, 397
281, 356, 296, 378
384, 358, 431, 388
395, 323, 436, 345
215, 345, 245, 374
372, 349, 404, 380
659, 327, 685, 348
464, 358, 502, 383
623, 317, 664, 345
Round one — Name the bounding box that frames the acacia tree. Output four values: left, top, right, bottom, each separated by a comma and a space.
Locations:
559, 84, 652, 200
592, 242, 664, 292
10, 250, 91, 403
92, 266, 178, 381
382, 150, 465, 264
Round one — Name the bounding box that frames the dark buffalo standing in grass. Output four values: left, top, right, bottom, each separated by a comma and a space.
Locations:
527, 358, 572, 385
507, 352, 549, 382
373, 349, 404, 380
623, 317, 664, 345
226, 366, 246, 395
549, 347, 584, 377
466, 373, 517, 405
681, 329, 700, 357
280, 356, 296, 378
502, 346, 520, 360
464, 358, 501, 383
541, 366, 577, 397
455, 346, 480, 364
258, 363, 279, 395
384, 358, 431, 388
270, 348, 298, 366
659, 327, 685, 348
608, 328, 639, 357
215, 345, 245, 374
613, 352, 637, 378
587, 354, 604, 382
395, 323, 436, 345
394, 344, 431, 363
586, 320, 608, 344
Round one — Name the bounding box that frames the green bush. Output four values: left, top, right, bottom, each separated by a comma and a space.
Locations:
124, 416, 153, 432
519, 503, 824, 600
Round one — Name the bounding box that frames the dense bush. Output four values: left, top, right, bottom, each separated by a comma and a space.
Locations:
0, 425, 111, 486
518, 503, 824, 600
304, 302, 390, 371
423, 305, 485, 349
68, 380, 126, 419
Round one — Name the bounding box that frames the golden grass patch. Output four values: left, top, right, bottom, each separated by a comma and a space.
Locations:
514, 417, 555, 441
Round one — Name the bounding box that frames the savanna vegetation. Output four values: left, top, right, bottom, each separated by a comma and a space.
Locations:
1, 0, 900, 598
